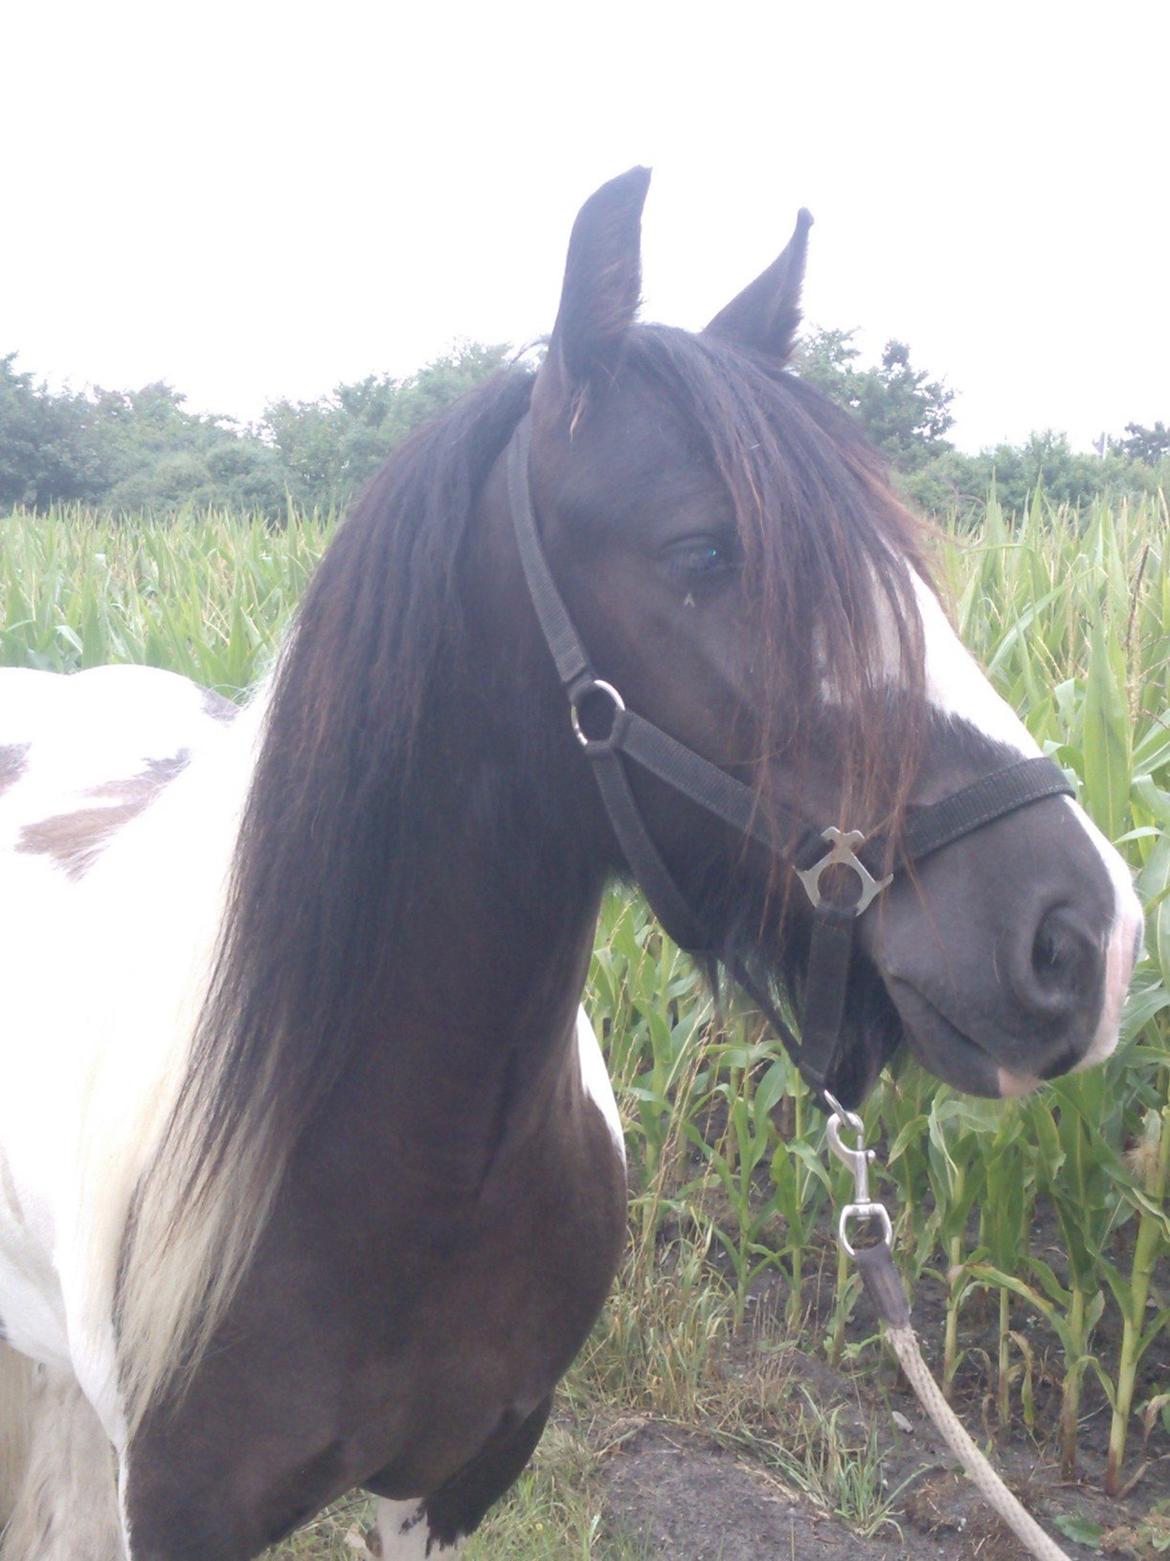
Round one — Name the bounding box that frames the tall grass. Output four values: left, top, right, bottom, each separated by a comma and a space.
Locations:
2, 491, 1168, 1496
0, 504, 333, 690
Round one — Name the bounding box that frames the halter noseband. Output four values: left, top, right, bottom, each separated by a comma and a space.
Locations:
506, 416, 1074, 1108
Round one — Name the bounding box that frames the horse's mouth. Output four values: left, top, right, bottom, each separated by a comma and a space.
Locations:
885, 980, 1042, 1099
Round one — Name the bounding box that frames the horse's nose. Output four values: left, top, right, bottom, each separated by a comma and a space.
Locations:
1011, 903, 1100, 1023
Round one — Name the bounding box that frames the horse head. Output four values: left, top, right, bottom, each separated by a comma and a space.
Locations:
509, 167, 1141, 1107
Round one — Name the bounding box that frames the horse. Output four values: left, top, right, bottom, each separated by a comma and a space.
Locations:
0, 167, 1141, 1560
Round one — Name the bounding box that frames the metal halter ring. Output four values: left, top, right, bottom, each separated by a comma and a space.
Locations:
569, 679, 626, 750
795, 826, 893, 917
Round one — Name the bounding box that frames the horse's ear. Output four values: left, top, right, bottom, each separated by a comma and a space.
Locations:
536, 166, 651, 410
704, 208, 813, 363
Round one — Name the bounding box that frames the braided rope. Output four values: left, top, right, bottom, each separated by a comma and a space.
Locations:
884, 1323, 1070, 1560
832, 1112, 1070, 1561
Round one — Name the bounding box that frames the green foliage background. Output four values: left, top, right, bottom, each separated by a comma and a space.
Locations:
792, 330, 1170, 515
0, 344, 510, 516
2, 335, 1166, 519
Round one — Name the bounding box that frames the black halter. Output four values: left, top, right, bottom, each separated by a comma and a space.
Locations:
506, 416, 1074, 1106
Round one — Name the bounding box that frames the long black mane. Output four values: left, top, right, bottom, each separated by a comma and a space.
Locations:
198, 365, 541, 1163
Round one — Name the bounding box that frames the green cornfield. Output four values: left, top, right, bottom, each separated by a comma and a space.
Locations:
2, 489, 1168, 1509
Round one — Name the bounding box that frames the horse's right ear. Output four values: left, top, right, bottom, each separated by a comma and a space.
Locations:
533, 167, 651, 417
704, 207, 813, 363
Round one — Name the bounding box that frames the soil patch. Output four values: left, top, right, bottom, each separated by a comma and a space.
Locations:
603, 1424, 940, 1559
598, 1352, 1170, 1560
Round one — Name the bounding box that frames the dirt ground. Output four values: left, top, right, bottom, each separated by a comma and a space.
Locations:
597, 1256, 1170, 1561
602, 1416, 1116, 1559
605, 1420, 963, 1559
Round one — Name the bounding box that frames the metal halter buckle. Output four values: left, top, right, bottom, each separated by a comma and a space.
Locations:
795, 827, 892, 917
569, 679, 626, 749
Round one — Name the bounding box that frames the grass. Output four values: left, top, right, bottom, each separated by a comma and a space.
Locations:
4, 489, 1170, 1549
0, 504, 332, 690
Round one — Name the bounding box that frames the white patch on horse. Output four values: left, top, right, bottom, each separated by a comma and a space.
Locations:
912, 573, 1035, 756
820, 568, 1036, 756
0, 1147, 22, 1231
913, 573, 1143, 1072
201, 686, 240, 723
576, 1007, 625, 1163
0, 745, 29, 797
368, 1497, 461, 1558
995, 1066, 1043, 1097
1067, 800, 1144, 1070
15, 751, 190, 880
0, 662, 265, 1450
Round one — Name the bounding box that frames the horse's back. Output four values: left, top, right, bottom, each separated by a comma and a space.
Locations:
0, 664, 236, 838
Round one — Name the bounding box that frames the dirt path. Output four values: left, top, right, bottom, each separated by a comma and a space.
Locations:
604, 1423, 941, 1558
598, 1323, 1170, 1561
601, 1417, 1156, 1559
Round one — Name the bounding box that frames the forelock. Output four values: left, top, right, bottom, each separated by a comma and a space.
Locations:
623, 324, 930, 849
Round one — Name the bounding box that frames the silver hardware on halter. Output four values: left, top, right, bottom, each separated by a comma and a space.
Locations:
569, 679, 626, 748
796, 827, 893, 917
824, 1092, 893, 1256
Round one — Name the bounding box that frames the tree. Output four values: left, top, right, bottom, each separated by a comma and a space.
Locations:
4, 331, 1161, 522
1118, 421, 1170, 465
0, 342, 511, 517
795, 329, 955, 472
794, 326, 861, 404
793, 331, 1170, 516
903, 431, 1167, 518
89, 382, 285, 515
0, 354, 112, 507
261, 342, 509, 510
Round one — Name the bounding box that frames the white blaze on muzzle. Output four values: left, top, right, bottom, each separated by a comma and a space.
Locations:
914, 572, 1142, 1073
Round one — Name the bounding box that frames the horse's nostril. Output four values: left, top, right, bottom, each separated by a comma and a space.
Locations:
1033, 914, 1070, 982
1026, 906, 1092, 1006
1040, 1044, 1080, 1080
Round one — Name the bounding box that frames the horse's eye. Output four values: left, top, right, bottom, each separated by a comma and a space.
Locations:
663, 535, 740, 582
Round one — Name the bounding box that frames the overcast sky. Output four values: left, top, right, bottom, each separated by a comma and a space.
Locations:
4, 1, 1166, 453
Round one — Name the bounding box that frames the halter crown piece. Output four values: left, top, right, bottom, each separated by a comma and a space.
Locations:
506, 416, 1074, 1108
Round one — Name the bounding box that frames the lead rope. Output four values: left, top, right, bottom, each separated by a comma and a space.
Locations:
824, 1099, 1070, 1561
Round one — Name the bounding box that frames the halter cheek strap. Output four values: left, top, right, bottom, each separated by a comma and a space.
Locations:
506, 415, 1074, 1105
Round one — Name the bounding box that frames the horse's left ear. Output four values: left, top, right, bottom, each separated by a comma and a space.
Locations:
534, 166, 651, 415
704, 208, 813, 363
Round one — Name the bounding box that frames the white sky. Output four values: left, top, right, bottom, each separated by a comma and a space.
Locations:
3, 1, 1167, 453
